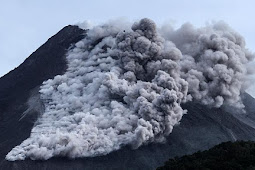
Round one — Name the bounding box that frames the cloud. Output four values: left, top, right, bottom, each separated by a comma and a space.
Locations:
6, 18, 254, 161
162, 21, 254, 108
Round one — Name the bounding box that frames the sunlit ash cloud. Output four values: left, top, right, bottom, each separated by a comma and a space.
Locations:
6, 18, 254, 161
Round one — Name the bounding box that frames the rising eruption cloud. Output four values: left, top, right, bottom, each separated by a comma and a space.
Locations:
6, 18, 254, 161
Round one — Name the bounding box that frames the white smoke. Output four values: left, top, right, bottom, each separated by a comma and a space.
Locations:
161, 22, 254, 108
6, 18, 254, 161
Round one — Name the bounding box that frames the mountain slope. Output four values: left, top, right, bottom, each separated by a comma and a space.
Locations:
0, 25, 86, 167
0, 25, 255, 170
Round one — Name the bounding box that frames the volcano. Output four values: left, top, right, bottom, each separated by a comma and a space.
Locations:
1, 21, 255, 170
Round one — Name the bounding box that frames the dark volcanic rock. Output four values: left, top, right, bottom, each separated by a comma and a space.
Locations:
0, 25, 255, 170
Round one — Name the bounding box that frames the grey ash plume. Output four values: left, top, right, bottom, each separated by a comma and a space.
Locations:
6, 18, 254, 161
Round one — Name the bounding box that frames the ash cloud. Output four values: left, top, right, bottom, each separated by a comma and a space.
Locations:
6, 18, 254, 161
161, 22, 254, 108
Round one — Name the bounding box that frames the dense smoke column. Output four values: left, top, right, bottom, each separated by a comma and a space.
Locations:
106, 18, 189, 147
6, 19, 188, 161
162, 23, 254, 108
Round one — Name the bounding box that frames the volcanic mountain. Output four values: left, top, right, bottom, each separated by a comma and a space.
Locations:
0, 21, 255, 170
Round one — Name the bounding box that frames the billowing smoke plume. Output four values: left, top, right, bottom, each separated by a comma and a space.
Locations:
162, 22, 254, 108
6, 18, 254, 161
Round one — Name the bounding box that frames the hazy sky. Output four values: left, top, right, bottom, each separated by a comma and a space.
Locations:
0, 1, 254, 77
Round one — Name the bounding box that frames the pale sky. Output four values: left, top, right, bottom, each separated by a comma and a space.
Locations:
1, 0, 255, 94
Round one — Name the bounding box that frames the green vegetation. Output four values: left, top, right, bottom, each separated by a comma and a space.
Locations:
157, 141, 255, 170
